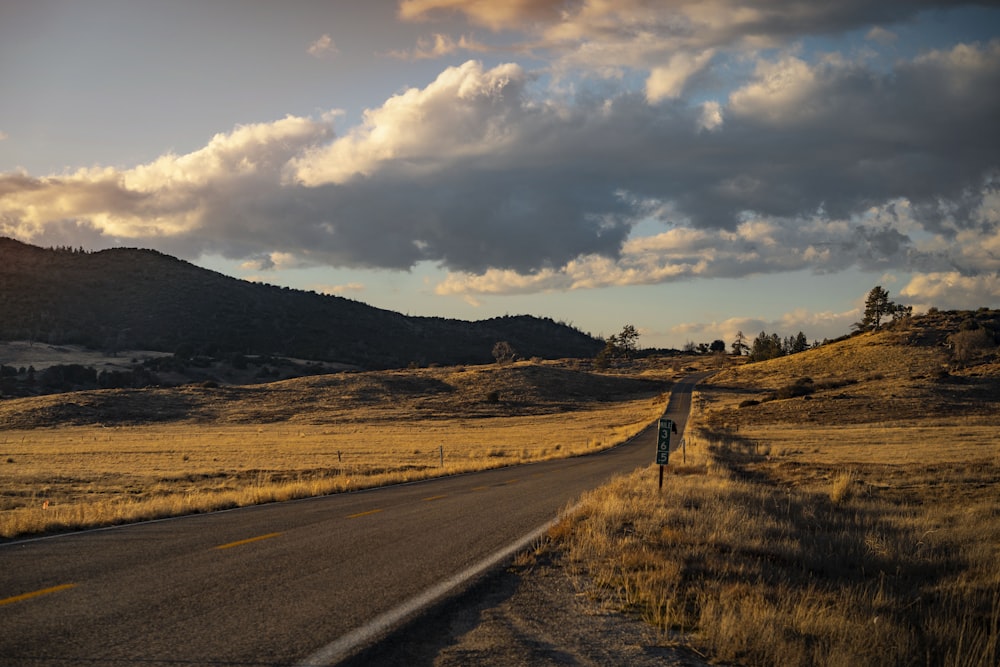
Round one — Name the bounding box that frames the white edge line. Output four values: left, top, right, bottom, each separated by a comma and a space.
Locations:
294, 515, 567, 667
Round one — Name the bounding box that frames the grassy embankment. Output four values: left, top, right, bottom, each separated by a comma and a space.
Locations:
0, 361, 674, 539
547, 318, 1000, 666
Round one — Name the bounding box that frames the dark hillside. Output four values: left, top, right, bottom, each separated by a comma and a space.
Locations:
0, 238, 601, 368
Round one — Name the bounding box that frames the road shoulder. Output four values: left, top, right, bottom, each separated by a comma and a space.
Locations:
341, 550, 708, 666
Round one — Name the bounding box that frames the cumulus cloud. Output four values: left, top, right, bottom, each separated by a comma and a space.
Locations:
645, 49, 715, 102
396, 1, 975, 84
697, 100, 724, 131
389, 33, 494, 60
308, 34, 339, 58
240, 252, 308, 271
289, 60, 530, 185
431, 198, 988, 297
400, 0, 939, 45
727, 54, 821, 123
286, 60, 640, 272
866, 26, 898, 45
398, 0, 564, 31
0, 115, 334, 259
901, 272, 1000, 310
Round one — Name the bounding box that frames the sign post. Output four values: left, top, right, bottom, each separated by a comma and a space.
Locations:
656, 418, 677, 490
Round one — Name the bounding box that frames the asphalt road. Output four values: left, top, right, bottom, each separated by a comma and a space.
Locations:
0, 372, 710, 667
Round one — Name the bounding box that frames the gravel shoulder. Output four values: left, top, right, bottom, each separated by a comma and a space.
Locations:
341, 551, 711, 667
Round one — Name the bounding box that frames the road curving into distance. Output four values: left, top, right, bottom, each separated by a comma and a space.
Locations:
0, 372, 712, 666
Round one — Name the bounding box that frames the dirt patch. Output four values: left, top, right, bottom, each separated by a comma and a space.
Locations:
342, 552, 709, 667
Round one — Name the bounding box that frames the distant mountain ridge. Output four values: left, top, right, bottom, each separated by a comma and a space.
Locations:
0, 237, 602, 368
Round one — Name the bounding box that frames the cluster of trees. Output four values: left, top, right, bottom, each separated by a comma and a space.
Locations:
680, 331, 810, 362
0, 363, 158, 397
682, 340, 728, 355
591, 323, 815, 367
741, 330, 811, 362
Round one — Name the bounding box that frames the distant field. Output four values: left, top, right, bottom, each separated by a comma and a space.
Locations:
550, 317, 1000, 667
0, 360, 679, 539
0, 340, 172, 372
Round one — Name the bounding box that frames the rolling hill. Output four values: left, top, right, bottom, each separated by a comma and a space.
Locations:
0, 237, 602, 369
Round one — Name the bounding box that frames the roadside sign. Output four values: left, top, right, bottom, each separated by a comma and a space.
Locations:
656, 418, 674, 465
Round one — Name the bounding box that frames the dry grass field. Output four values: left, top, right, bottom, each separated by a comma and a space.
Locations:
548, 313, 1000, 666
0, 360, 676, 539
3, 310, 997, 665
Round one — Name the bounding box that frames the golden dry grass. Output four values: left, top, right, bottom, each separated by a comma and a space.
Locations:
548, 323, 1000, 666
0, 360, 674, 539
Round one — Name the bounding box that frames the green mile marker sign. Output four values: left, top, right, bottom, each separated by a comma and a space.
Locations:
656, 418, 675, 465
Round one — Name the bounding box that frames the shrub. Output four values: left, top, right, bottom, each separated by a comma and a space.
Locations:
772, 377, 815, 400
949, 328, 995, 365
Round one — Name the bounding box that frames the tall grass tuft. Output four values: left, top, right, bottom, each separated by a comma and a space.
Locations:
829, 468, 855, 504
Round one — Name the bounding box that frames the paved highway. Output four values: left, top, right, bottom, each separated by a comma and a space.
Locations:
0, 373, 710, 666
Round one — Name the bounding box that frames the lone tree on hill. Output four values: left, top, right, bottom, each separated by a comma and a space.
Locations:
731, 330, 749, 356
856, 286, 912, 332
862, 285, 892, 330
594, 324, 640, 369
617, 324, 639, 360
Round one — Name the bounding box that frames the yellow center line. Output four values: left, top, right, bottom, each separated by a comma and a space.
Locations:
0, 583, 77, 607
422, 494, 447, 502
503, 479, 519, 485
347, 508, 383, 519
471, 486, 490, 491
213, 532, 283, 550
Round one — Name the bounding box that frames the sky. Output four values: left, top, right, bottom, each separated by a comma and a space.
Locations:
2, 1, 999, 350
